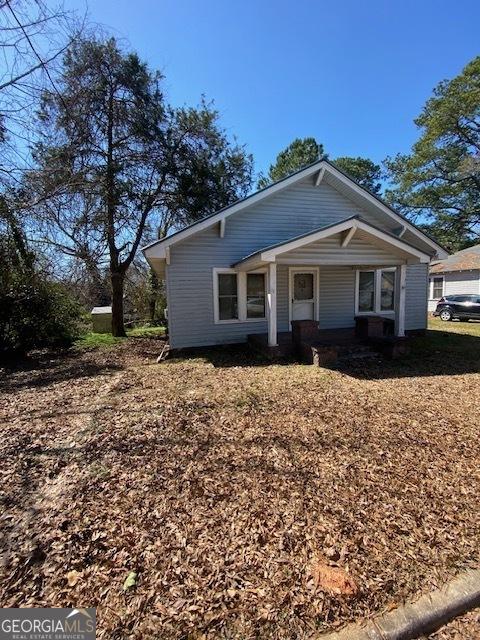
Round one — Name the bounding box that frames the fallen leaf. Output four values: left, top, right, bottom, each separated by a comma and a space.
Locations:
66, 570, 81, 587
123, 571, 137, 591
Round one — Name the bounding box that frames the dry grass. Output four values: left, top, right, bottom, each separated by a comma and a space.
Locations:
0, 323, 479, 639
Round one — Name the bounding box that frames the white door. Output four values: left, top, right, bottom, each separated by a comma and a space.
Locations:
291, 270, 317, 321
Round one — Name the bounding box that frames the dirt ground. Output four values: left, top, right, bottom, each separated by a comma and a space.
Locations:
0, 322, 479, 639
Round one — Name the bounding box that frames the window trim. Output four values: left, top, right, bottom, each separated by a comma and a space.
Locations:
213, 268, 267, 324
430, 275, 445, 300
213, 268, 240, 324
355, 268, 396, 316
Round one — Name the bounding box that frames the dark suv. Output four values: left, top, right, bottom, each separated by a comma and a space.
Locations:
434, 294, 480, 321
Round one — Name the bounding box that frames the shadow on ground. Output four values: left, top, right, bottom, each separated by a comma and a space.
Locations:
170, 329, 480, 378
0, 350, 124, 392
169, 343, 297, 369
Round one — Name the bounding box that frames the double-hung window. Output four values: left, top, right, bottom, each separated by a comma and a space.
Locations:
214, 269, 266, 323
431, 276, 444, 300
246, 273, 266, 319
356, 268, 396, 314
358, 271, 376, 312
217, 272, 238, 321
380, 270, 395, 311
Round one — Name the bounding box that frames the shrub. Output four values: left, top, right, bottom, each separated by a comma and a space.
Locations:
0, 234, 82, 356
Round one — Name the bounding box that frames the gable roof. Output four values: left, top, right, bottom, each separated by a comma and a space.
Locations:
430, 244, 480, 273
233, 215, 432, 269
142, 158, 449, 261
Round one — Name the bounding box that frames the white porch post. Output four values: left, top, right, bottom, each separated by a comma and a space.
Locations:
267, 261, 278, 347
395, 264, 407, 337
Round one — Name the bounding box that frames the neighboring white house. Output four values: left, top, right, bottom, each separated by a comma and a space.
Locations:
428, 244, 480, 312
143, 159, 448, 350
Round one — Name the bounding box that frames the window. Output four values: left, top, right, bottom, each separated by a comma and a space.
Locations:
356, 269, 396, 314
246, 273, 266, 318
431, 276, 444, 299
294, 273, 314, 300
214, 269, 267, 323
380, 271, 395, 311
358, 271, 375, 312
218, 273, 238, 320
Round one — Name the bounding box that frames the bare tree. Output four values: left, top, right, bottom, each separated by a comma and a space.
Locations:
30, 37, 253, 336
0, 0, 83, 182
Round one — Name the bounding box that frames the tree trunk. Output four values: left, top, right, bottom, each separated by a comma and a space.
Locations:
148, 268, 159, 324
111, 270, 126, 337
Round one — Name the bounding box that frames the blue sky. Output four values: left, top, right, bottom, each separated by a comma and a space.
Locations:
67, 0, 479, 178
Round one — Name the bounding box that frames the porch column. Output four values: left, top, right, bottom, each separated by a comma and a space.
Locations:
395, 264, 407, 337
267, 261, 278, 347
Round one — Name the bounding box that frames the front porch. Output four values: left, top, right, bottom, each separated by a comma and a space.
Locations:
248, 319, 410, 365
233, 216, 432, 353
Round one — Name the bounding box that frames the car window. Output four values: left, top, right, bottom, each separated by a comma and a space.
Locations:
449, 295, 472, 303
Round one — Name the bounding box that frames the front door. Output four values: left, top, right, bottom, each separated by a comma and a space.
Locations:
290, 270, 317, 322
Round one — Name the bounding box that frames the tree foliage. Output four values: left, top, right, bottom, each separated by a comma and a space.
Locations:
257, 137, 383, 195
257, 137, 324, 188
30, 37, 253, 336
385, 56, 480, 251
334, 156, 383, 194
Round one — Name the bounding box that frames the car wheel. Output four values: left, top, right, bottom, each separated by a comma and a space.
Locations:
439, 309, 452, 321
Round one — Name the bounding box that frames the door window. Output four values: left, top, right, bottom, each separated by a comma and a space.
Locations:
294, 273, 314, 300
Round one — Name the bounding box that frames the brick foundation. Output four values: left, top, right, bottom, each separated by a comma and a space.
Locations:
299, 343, 338, 366
291, 320, 321, 344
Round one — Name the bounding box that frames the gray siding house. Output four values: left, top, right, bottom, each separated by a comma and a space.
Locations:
143, 160, 448, 350
428, 244, 480, 312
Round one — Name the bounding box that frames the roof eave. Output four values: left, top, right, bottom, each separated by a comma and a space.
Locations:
141, 158, 449, 260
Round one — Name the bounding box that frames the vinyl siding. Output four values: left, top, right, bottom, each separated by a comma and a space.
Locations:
427, 270, 480, 311
278, 232, 407, 265
405, 264, 428, 330
318, 268, 356, 329
166, 177, 430, 348
444, 270, 480, 296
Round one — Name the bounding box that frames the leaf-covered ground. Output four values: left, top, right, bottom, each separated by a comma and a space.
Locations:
0, 321, 479, 639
